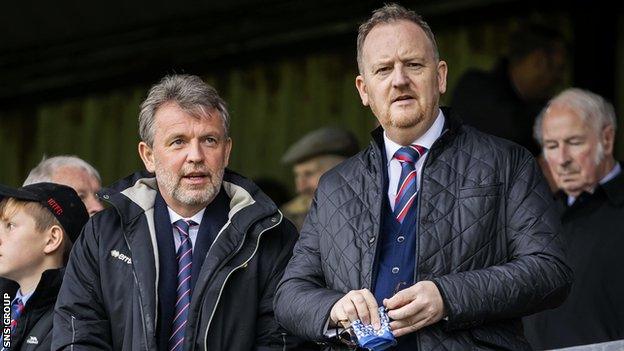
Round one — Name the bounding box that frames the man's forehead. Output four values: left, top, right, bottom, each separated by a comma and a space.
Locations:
52, 167, 100, 189
154, 104, 223, 133
361, 20, 433, 64
543, 105, 587, 130
294, 158, 321, 173
543, 110, 594, 141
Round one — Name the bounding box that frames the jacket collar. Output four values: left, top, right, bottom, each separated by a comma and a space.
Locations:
599, 161, 624, 207
99, 169, 277, 227
20, 268, 64, 310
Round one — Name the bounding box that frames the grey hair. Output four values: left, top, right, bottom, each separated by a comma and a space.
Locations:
139, 74, 230, 146
534, 88, 617, 146
357, 3, 439, 74
23, 155, 101, 186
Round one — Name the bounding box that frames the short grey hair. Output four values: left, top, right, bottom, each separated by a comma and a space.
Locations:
139, 74, 230, 146
24, 155, 101, 186
357, 3, 439, 74
534, 88, 617, 146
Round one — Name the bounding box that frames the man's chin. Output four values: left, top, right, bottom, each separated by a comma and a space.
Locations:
390, 114, 422, 129
175, 187, 219, 205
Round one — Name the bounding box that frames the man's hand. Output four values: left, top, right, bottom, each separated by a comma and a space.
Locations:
329, 289, 381, 330
383, 281, 446, 337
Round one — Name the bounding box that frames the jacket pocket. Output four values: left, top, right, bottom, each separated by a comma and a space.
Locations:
458, 183, 502, 199
454, 184, 504, 269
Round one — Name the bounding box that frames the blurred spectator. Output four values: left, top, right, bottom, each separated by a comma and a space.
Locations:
281, 127, 359, 230
452, 23, 566, 155
0, 183, 88, 351
2, 156, 103, 301
24, 155, 104, 216
524, 88, 624, 349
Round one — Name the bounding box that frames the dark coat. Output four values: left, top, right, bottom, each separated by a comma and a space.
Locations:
274, 110, 573, 350
53, 170, 301, 351
6, 268, 63, 351
524, 164, 624, 349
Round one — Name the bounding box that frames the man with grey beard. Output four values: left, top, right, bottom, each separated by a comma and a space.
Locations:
524, 88, 624, 349
53, 75, 303, 351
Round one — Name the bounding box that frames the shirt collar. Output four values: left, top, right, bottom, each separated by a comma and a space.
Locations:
599, 162, 621, 185
14, 288, 35, 307
167, 207, 205, 226
384, 109, 445, 166
567, 163, 622, 205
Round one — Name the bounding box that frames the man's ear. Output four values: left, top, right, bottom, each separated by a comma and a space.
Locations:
224, 138, 232, 167
602, 124, 616, 156
355, 75, 370, 106
138, 142, 156, 173
43, 225, 64, 254
437, 60, 448, 94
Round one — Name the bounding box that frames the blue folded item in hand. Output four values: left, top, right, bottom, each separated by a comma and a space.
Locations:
351, 307, 397, 351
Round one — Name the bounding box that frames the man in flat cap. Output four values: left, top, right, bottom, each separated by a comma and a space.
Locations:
281, 127, 359, 230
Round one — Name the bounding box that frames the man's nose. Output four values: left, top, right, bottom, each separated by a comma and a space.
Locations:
556, 145, 572, 166
86, 196, 104, 216
187, 140, 205, 163
391, 65, 409, 88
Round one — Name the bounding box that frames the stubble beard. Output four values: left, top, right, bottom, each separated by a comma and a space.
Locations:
156, 161, 224, 208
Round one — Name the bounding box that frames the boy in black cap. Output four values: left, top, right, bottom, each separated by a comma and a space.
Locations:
0, 182, 88, 351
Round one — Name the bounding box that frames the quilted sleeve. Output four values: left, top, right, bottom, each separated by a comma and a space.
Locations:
432, 155, 573, 330
274, 195, 344, 341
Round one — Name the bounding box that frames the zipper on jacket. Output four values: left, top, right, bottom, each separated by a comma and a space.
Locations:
102, 196, 152, 350
122, 234, 151, 351
71, 315, 76, 351
203, 212, 283, 349
411, 127, 449, 351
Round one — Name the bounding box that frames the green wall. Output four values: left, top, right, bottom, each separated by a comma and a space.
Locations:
3, 11, 621, 190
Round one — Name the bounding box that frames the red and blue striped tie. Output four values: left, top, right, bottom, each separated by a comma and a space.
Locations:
1, 298, 25, 351
393, 144, 427, 223
169, 219, 197, 351
10, 298, 24, 335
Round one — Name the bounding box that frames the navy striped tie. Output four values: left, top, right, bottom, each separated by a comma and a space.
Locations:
393, 145, 427, 223
169, 219, 197, 351
0, 298, 25, 351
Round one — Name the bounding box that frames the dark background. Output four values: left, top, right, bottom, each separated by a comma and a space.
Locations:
1, 0, 622, 189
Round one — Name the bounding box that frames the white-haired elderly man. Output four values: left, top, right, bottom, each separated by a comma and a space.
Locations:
24, 155, 104, 216
524, 88, 624, 349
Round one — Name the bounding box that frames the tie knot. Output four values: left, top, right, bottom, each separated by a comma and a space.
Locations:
394, 144, 426, 164
174, 219, 197, 238
13, 298, 23, 308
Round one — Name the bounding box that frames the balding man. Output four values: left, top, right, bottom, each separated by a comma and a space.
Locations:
524, 88, 624, 349
24, 156, 104, 216
275, 4, 571, 350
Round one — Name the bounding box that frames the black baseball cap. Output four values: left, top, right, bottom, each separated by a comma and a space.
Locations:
0, 182, 89, 243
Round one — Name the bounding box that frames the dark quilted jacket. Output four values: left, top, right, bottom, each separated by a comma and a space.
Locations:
274, 110, 573, 350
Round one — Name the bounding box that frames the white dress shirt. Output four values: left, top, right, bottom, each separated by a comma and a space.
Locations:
167, 207, 205, 253
384, 109, 445, 210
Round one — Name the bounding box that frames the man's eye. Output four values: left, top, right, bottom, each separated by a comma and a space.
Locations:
203, 137, 218, 145
544, 144, 558, 150
376, 67, 391, 74
171, 139, 184, 146
6, 222, 15, 230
